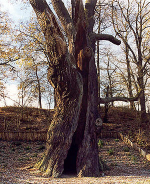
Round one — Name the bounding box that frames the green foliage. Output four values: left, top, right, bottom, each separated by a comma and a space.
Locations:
110, 162, 118, 166
25, 146, 31, 150
98, 139, 104, 148
38, 145, 45, 150
99, 157, 110, 171
18, 158, 23, 161
130, 155, 137, 163
108, 148, 114, 155
123, 147, 130, 152
33, 153, 38, 157
24, 157, 30, 161
115, 139, 119, 142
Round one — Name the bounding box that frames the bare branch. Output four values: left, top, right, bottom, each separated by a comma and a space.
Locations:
0, 58, 20, 66
99, 90, 142, 104
0, 61, 10, 65
142, 54, 150, 70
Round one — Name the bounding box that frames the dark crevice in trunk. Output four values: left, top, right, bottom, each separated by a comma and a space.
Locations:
63, 60, 89, 175
63, 98, 87, 175
63, 104, 87, 175
63, 143, 78, 175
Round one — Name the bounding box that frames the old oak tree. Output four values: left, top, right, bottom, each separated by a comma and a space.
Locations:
29, 0, 121, 177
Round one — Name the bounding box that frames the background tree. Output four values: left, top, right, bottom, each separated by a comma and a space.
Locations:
29, 0, 121, 177
17, 60, 49, 108
94, 0, 136, 110
94, 0, 112, 100
111, 0, 150, 120
16, 16, 53, 108
0, 8, 19, 104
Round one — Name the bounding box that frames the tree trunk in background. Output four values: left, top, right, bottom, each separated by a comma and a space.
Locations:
35, 65, 42, 108
103, 86, 109, 123
97, 40, 100, 110
29, 0, 121, 177
125, 35, 134, 109
137, 3, 146, 119
138, 61, 146, 122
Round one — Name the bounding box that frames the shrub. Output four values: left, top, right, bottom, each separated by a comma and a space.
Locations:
98, 139, 104, 148
25, 146, 31, 150
123, 147, 130, 152
38, 145, 45, 150
108, 148, 114, 155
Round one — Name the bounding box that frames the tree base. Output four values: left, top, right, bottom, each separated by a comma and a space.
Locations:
34, 149, 109, 178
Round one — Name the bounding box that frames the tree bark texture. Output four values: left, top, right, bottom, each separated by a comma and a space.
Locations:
29, 0, 120, 177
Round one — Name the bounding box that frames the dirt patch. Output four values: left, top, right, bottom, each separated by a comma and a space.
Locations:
99, 138, 150, 176
0, 138, 150, 183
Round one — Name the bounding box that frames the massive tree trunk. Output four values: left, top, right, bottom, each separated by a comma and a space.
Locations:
29, 0, 120, 177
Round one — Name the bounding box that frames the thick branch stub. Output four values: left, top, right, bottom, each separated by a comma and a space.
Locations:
94, 33, 121, 45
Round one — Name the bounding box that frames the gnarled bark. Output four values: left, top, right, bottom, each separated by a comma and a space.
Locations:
29, 0, 121, 177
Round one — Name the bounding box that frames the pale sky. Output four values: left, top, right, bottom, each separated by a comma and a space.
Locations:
0, 0, 32, 23
1, 83, 19, 106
